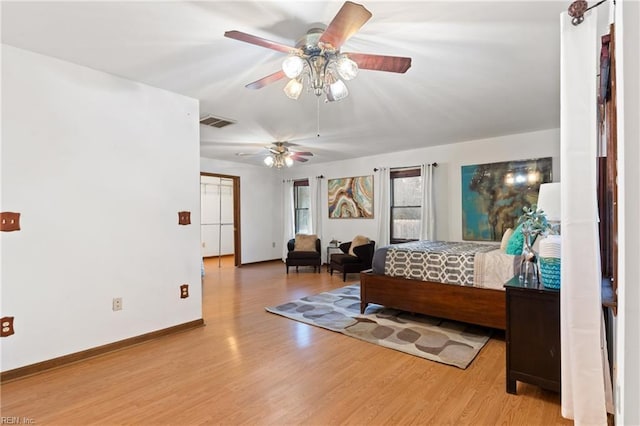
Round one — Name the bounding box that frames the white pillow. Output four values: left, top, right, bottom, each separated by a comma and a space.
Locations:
500, 228, 514, 252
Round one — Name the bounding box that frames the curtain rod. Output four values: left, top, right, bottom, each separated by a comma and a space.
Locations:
373, 163, 437, 172
282, 175, 324, 183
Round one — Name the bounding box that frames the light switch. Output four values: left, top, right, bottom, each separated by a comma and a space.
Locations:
178, 211, 191, 225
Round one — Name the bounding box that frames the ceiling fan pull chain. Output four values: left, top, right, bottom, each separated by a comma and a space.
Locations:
317, 97, 321, 138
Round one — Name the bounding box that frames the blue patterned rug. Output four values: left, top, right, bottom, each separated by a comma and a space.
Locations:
266, 284, 491, 369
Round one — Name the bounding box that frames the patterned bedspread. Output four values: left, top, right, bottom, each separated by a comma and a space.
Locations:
383, 240, 514, 288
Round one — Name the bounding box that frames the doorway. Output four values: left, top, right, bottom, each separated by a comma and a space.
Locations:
200, 172, 241, 267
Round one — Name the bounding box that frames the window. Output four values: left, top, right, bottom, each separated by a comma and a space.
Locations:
390, 168, 421, 243
293, 179, 311, 234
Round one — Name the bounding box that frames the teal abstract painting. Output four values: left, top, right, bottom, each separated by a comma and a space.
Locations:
461, 158, 552, 241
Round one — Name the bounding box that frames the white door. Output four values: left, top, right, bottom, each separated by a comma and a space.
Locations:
201, 176, 234, 257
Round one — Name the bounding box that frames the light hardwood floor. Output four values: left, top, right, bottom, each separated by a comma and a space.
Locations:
1, 257, 571, 425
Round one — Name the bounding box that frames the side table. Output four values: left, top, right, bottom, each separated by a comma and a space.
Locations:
504, 275, 560, 394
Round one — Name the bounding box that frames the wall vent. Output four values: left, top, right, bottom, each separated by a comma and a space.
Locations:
199, 114, 235, 128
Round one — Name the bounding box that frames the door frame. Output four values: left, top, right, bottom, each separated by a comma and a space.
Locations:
200, 172, 241, 267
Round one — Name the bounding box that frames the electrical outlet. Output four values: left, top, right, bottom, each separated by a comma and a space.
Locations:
0, 212, 21, 232
112, 297, 123, 311
272, 242, 276, 248
178, 211, 191, 225
1, 316, 15, 337
202, 242, 205, 248
180, 284, 189, 299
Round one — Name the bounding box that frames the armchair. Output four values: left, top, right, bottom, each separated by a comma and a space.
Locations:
329, 238, 375, 281
286, 235, 321, 274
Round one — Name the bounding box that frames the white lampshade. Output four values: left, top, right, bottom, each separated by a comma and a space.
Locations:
537, 182, 561, 221
336, 55, 358, 80
282, 55, 305, 79
285, 156, 294, 167
326, 79, 348, 102
263, 156, 274, 167
283, 79, 303, 100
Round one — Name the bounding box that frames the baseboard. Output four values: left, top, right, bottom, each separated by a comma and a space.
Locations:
239, 258, 282, 266
0, 318, 205, 383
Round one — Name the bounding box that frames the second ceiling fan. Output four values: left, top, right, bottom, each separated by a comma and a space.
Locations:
265, 142, 313, 168
225, 1, 412, 102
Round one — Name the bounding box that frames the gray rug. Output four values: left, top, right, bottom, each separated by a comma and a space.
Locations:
266, 284, 492, 369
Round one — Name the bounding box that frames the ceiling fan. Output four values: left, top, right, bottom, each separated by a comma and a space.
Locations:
224, 1, 412, 102
237, 142, 314, 168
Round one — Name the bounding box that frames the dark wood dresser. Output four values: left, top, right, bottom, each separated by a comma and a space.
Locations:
504, 275, 560, 394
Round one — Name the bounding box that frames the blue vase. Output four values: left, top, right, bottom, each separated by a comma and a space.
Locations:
540, 257, 561, 289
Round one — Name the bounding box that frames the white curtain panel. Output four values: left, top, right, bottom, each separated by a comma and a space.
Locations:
375, 167, 391, 247
560, 10, 613, 424
419, 163, 435, 240
281, 180, 295, 262
309, 176, 324, 263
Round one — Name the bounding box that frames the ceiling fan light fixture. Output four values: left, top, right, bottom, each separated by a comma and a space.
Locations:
266, 153, 290, 168
260, 142, 312, 169
336, 55, 358, 80
282, 55, 305, 78
284, 78, 303, 99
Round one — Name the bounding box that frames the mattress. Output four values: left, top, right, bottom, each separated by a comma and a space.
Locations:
372, 240, 519, 290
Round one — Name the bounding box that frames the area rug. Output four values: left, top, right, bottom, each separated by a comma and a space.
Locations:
265, 284, 492, 369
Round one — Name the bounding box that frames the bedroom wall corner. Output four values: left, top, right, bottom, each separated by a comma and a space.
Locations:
199, 157, 283, 264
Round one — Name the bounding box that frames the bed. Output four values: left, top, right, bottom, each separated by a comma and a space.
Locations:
360, 240, 521, 330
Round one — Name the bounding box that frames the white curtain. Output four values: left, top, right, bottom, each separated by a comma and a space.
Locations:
419, 163, 435, 240
560, 10, 613, 424
375, 167, 391, 247
309, 176, 324, 262
281, 180, 295, 262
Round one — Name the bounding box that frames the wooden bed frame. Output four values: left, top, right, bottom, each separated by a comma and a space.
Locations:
360, 270, 506, 330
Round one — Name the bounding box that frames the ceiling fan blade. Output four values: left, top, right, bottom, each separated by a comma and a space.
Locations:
345, 52, 412, 73
245, 70, 286, 90
319, 1, 372, 49
292, 151, 314, 157
293, 156, 309, 163
224, 30, 299, 54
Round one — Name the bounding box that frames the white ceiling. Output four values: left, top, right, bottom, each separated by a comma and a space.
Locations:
1, 1, 569, 167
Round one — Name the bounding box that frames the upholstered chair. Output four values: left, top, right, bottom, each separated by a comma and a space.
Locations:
329, 236, 375, 281
286, 234, 322, 273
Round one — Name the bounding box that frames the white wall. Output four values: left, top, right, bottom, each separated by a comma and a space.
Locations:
203, 128, 559, 264
0, 45, 202, 372
200, 158, 282, 264
616, 1, 640, 424
283, 128, 560, 248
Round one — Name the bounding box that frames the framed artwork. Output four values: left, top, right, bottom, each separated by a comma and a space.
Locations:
461, 157, 552, 241
328, 175, 374, 219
